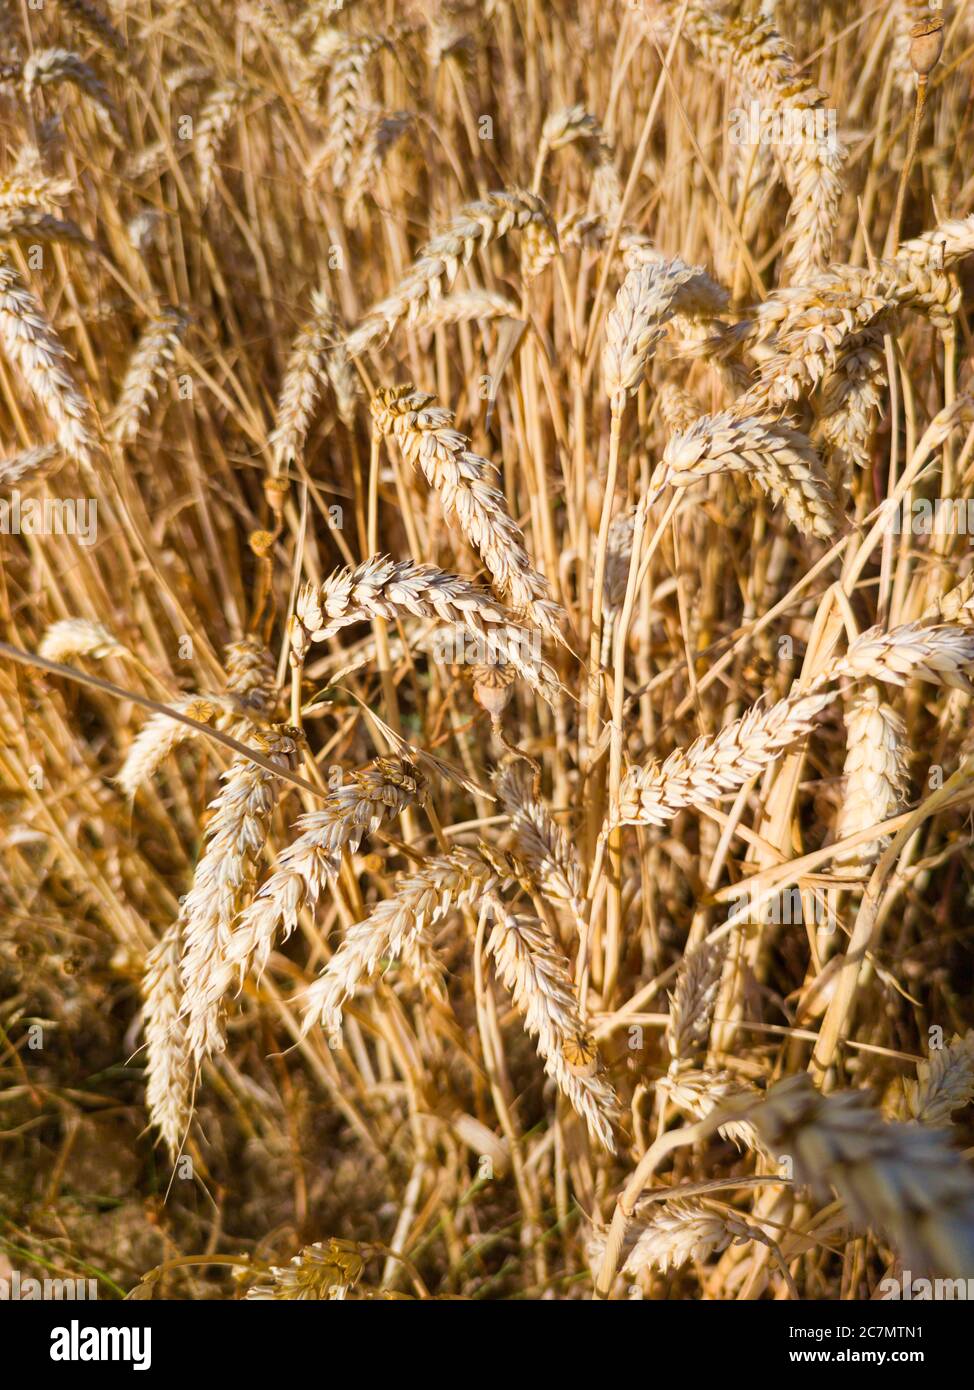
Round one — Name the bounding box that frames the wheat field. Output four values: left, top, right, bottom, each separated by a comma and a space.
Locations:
2, 0, 974, 1304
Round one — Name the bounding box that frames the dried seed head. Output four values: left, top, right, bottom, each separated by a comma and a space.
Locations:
909, 18, 944, 78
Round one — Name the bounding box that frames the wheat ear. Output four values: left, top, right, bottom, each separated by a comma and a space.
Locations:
371, 386, 563, 639
613, 689, 835, 830
290, 556, 562, 704
142, 922, 193, 1158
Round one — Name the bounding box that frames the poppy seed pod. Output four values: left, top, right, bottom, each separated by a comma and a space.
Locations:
909, 17, 944, 78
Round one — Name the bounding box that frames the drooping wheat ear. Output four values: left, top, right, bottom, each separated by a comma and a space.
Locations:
142, 921, 193, 1158
667, 936, 729, 1069
345, 109, 413, 215
483, 889, 620, 1152
831, 622, 974, 692
0, 207, 88, 245
56, 0, 126, 58
290, 557, 562, 705
344, 189, 555, 358
907, 1032, 974, 1128
612, 689, 835, 830
243, 0, 311, 79
111, 308, 187, 444
653, 411, 839, 539
411, 288, 520, 329
0, 167, 74, 209
320, 34, 388, 189
370, 386, 563, 639
271, 290, 359, 466
195, 80, 251, 207
0, 254, 96, 469
750, 1073, 974, 1278
223, 634, 278, 715
22, 49, 120, 140
602, 258, 728, 407
495, 761, 584, 927
619, 1198, 767, 1277
657, 1068, 764, 1152
38, 619, 126, 662
0, 444, 61, 487
666, 3, 844, 277
219, 756, 427, 996
245, 1238, 366, 1300
833, 686, 909, 874
179, 725, 301, 1066
301, 846, 497, 1037
116, 695, 235, 799
818, 327, 886, 477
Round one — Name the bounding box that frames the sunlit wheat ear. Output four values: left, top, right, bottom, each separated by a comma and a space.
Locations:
245, 1238, 366, 1300
619, 1198, 767, 1277
217, 756, 427, 999
834, 686, 909, 875
290, 557, 562, 705
179, 725, 302, 1067
38, 618, 126, 662
273, 290, 359, 468
666, 935, 729, 1069
906, 1032, 974, 1128
371, 386, 564, 640
22, 48, 120, 141
142, 921, 193, 1158
195, 80, 251, 207
653, 411, 839, 539
343, 189, 555, 358
750, 1074, 974, 1279
657, 1068, 764, 1151
410, 288, 520, 329
602, 258, 728, 406
483, 890, 620, 1152
0, 444, 61, 487
612, 689, 835, 830
111, 308, 187, 444
818, 328, 886, 477
831, 622, 974, 691
320, 34, 388, 190
661, 3, 845, 278
495, 761, 584, 930
115, 696, 234, 799
301, 847, 497, 1037
0, 254, 96, 469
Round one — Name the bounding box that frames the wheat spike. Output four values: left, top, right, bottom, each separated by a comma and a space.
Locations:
179, 725, 301, 1066
142, 922, 193, 1158
750, 1074, 974, 1278
371, 386, 563, 639
344, 189, 555, 358
301, 847, 496, 1036
907, 1032, 974, 1128
111, 308, 187, 444
834, 686, 909, 873
290, 556, 561, 704
0, 253, 96, 468
39, 618, 125, 662
613, 689, 835, 830
655, 411, 839, 539
483, 889, 620, 1152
